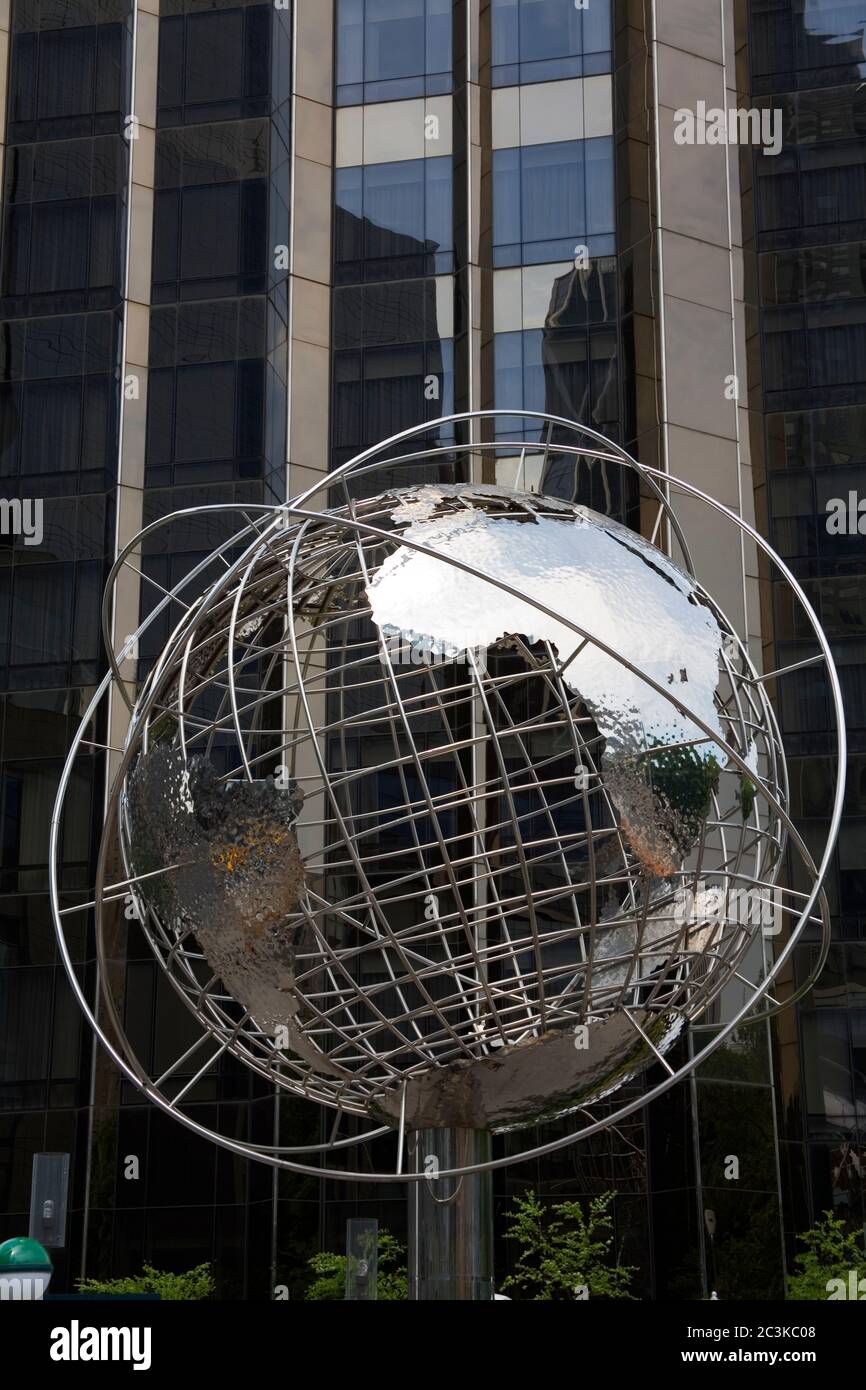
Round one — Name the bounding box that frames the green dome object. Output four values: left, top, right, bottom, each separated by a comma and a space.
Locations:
0, 1237, 53, 1272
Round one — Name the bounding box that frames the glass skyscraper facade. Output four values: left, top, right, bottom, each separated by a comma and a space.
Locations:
0, 0, 131, 1294
0, 0, 860, 1299
745, 0, 866, 1246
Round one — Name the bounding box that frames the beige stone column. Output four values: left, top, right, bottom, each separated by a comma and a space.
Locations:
648, 0, 761, 662
107, 0, 159, 772
288, 0, 334, 501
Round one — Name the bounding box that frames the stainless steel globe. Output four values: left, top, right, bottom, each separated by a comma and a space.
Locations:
50, 413, 844, 1181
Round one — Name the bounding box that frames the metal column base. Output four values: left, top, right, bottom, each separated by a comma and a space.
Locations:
407, 1128, 493, 1301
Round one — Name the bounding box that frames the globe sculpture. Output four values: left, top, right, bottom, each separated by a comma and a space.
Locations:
50, 412, 844, 1298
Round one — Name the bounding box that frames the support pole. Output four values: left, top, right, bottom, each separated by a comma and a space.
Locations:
407, 1127, 494, 1300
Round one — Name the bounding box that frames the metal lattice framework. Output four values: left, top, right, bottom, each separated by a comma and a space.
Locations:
49, 413, 845, 1181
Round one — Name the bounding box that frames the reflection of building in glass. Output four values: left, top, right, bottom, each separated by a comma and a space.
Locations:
539, 261, 626, 516
745, 0, 866, 1251
332, 201, 453, 490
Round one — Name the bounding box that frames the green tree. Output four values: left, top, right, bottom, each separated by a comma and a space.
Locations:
77, 1263, 214, 1300
501, 1190, 636, 1301
787, 1211, 866, 1301
304, 1230, 407, 1300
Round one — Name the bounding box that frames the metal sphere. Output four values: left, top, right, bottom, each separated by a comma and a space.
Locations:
120, 481, 780, 1130
50, 413, 844, 1180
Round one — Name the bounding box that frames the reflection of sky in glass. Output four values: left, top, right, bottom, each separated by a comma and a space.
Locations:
752, 0, 866, 77
493, 138, 615, 267
491, 0, 611, 68
803, 0, 865, 51
336, 0, 452, 97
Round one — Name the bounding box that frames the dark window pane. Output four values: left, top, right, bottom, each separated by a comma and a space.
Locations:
0, 967, 52, 1105
29, 202, 90, 293
157, 15, 184, 111
185, 11, 245, 107
245, 5, 271, 100
81, 376, 114, 478
236, 359, 264, 459
95, 24, 123, 117
152, 189, 179, 286
11, 566, 73, 668
9, 32, 37, 126
802, 1009, 854, 1128
88, 197, 117, 290
853, 1011, 866, 1116
1, 205, 31, 298
38, 29, 95, 123
175, 363, 236, 463
21, 381, 82, 475
180, 184, 240, 281
240, 180, 267, 277
145, 370, 174, 469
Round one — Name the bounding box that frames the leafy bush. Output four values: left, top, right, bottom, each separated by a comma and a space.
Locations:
787, 1211, 866, 1301
501, 1189, 636, 1301
305, 1230, 407, 1300
77, 1263, 214, 1300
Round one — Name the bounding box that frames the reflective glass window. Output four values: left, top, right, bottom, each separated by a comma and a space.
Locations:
145, 361, 265, 486
333, 277, 448, 349
494, 320, 619, 454
760, 243, 866, 305
755, 87, 866, 246
153, 180, 268, 302
335, 157, 452, 283
7, 24, 124, 141
157, 6, 271, 126
336, 0, 452, 105
332, 339, 453, 465
1, 197, 119, 316
491, 0, 611, 85
802, 1008, 855, 1129
751, 0, 866, 91
0, 373, 117, 494
493, 137, 615, 266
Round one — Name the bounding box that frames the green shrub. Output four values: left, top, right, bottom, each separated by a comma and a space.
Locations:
77, 1262, 214, 1300
501, 1189, 636, 1301
787, 1211, 866, 1301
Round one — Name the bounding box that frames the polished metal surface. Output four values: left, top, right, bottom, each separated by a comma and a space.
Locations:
124, 749, 319, 1054
371, 483, 728, 765
408, 1129, 493, 1301
48, 410, 845, 1182
113, 485, 775, 1127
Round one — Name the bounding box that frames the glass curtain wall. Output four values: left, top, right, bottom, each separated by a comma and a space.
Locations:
748, 0, 866, 1251
101, 0, 297, 1297
0, 0, 131, 1291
